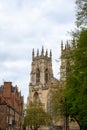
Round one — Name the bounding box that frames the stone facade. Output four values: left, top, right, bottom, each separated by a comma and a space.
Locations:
27, 47, 58, 111
27, 44, 80, 130
60, 40, 75, 82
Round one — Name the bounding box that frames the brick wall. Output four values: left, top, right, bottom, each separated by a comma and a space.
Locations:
3, 82, 12, 105
0, 105, 7, 128
0, 82, 24, 130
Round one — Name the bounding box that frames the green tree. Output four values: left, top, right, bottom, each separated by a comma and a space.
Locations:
50, 84, 65, 124
62, 0, 87, 129
24, 100, 51, 130
64, 29, 87, 130
76, 0, 87, 27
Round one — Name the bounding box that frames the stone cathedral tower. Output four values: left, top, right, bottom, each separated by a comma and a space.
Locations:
28, 46, 58, 110
60, 39, 75, 83
60, 41, 70, 82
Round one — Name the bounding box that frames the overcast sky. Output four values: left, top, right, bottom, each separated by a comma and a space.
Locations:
0, 0, 76, 103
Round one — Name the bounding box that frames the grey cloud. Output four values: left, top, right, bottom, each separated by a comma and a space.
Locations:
0, 0, 76, 103
45, 10, 75, 24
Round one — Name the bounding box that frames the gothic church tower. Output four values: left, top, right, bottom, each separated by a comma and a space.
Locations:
60, 40, 70, 82
60, 39, 75, 83
28, 46, 58, 110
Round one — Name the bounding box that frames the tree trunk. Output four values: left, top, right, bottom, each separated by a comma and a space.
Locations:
34, 124, 38, 130
30, 125, 33, 130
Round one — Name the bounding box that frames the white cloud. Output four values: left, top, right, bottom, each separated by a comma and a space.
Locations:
0, 0, 76, 103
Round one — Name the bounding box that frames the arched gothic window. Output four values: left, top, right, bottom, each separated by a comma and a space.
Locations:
36, 68, 40, 83
33, 92, 39, 101
45, 69, 49, 83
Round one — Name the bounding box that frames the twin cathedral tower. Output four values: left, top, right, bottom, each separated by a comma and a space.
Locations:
27, 42, 80, 130
27, 44, 67, 110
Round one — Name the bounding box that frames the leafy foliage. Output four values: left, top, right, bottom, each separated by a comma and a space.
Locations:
64, 29, 87, 129
61, 1, 87, 129
50, 85, 65, 123
76, 0, 87, 27
0, 128, 5, 130
24, 100, 51, 130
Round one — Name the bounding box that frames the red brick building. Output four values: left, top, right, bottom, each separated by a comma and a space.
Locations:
0, 82, 24, 130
